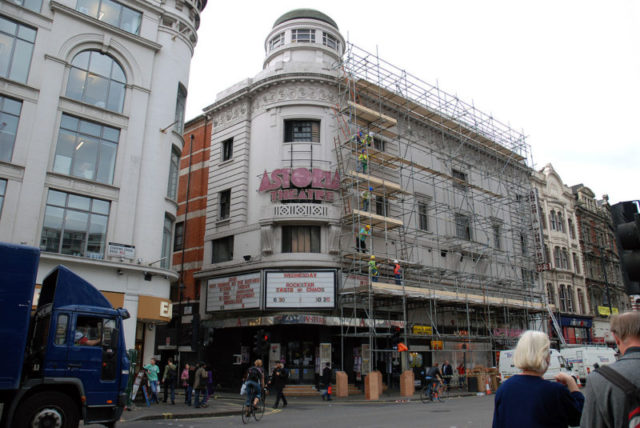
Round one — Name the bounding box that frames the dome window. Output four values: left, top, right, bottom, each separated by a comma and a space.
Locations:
269, 32, 285, 51
322, 32, 339, 51
291, 28, 315, 43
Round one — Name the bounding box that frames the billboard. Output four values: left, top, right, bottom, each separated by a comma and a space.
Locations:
206, 272, 261, 312
265, 271, 335, 308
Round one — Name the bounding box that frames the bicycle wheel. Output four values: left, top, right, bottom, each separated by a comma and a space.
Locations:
241, 401, 251, 424
254, 396, 265, 421
436, 384, 446, 402
420, 386, 430, 403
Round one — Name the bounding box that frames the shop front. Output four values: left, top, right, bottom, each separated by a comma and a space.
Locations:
560, 315, 593, 344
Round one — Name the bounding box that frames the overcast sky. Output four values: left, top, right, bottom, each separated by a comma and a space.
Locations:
185, 1, 639, 205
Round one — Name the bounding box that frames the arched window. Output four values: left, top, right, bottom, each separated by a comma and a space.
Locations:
554, 246, 561, 268
546, 283, 556, 306
550, 210, 557, 230
559, 284, 567, 312
557, 212, 564, 232
66, 50, 126, 112
566, 285, 574, 313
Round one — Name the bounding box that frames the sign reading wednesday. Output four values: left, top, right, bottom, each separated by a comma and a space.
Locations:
265, 271, 335, 308
259, 168, 340, 202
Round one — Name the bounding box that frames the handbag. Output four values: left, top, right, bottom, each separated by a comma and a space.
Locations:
240, 382, 247, 396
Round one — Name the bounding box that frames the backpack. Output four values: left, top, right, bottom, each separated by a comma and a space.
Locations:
248, 367, 261, 382
167, 365, 176, 381
596, 366, 640, 428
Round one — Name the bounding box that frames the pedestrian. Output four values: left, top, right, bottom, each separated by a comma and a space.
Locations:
162, 357, 177, 404
356, 224, 370, 253
457, 363, 466, 388
206, 367, 215, 401
193, 362, 209, 408
143, 357, 160, 404
358, 149, 368, 173
492, 330, 583, 428
321, 362, 332, 401
368, 255, 379, 282
181, 363, 192, 405
393, 259, 402, 285
580, 311, 640, 428
441, 360, 453, 388
244, 359, 265, 415
361, 187, 372, 212
268, 361, 289, 408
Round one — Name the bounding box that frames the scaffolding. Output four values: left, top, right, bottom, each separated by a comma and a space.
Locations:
333, 43, 548, 374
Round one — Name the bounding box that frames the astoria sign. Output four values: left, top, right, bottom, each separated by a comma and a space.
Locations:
259, 168, 340, 202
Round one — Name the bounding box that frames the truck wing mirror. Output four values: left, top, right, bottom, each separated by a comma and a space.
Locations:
117, 308, 130, 320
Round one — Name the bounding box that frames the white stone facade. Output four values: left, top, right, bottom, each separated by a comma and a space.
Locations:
0, 0, 205, 361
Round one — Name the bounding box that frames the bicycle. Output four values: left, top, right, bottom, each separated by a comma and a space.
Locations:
420, 379, 447, 403
242, 386, 265, 423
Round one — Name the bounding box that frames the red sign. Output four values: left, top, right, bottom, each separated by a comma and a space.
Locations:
259, 168, 340, 202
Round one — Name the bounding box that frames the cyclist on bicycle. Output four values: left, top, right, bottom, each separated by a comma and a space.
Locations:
424, 362, 444, 400
244, 359, 264, 414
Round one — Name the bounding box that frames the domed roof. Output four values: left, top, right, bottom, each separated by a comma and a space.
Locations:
273, 9, 338, 29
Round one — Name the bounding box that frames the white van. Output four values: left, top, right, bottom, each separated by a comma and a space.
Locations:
498, 349, 573, 381
560, 346, 617, 383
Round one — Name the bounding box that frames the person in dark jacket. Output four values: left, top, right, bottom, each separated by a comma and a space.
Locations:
441, 360, 453, 387
268, 362, 289, 408
492, 330, 583, 428
321, 362, 332, 401
162, 357, 177, 404
193, 362, 209, 408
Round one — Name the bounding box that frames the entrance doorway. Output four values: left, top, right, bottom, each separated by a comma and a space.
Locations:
285, 341, 316, 384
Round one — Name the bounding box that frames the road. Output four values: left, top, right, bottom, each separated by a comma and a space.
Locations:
119, 394, 495, 428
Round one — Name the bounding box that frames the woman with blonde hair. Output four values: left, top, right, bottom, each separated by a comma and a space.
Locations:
492, 330, 584, 428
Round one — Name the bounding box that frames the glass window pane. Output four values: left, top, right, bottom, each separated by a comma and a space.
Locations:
102, 125, 119, 142
41, 205, 64, 252
107, 81, 125, 112
96, 142, 117, 184
78, 119, 101, 137
87, 213, 107, 257
60, 114, 79, 131
0, 179, 6, 194
0, 18, 17, 36
71, 137, 99, 180
9, 39, 33, 82
47, 190, 67, 206
0, 33, 14, 79
92, 199, 110, 215
77, 0, 99, 17
84, 74, 109, 108
3, 97, 22, 115
61, 210, 88, 256
54, 314, 68, 345
88, 51, 113, 78
110, 62, 125, 83
68, 194, 91, 211
17, 26, 36, 43
65, 68, 87, 101
71, 51, 91, 69
120, 7, 141, 34
53, 130, 76, 175
99, 0, 122, 27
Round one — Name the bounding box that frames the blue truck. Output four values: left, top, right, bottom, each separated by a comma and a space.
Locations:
0, 242, 130, 428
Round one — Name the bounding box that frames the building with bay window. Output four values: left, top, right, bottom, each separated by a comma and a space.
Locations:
0, 0, 206, 365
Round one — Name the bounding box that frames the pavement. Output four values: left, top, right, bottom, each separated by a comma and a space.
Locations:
121, 387, 481, 422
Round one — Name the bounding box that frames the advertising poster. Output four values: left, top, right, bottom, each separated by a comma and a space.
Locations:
265, 271, 335, 308
206, 272, 261, 312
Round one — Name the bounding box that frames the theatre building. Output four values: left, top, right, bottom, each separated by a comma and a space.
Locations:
189, 9, 542, 389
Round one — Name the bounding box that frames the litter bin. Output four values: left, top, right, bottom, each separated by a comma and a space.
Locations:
467, 375, 478, 393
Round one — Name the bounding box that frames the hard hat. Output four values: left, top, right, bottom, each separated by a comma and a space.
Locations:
370, 255, 375, 259
394, 260, 399, 264
365, 225, 370, 229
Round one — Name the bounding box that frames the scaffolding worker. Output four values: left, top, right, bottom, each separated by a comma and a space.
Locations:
361, 187, 373, 211
358, 150, 368, 173
356, 224, 370, 253
393, 260, 402, 285
368, 255, 379, 282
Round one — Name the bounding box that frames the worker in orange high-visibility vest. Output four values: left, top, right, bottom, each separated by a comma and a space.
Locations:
393, 260, 402, 285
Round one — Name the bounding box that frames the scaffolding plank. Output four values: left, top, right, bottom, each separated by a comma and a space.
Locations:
342, 208, 403, 230
345, 171, 409, 196
342, 101, 398, 129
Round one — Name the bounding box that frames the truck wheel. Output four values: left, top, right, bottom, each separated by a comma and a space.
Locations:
14, 391, 79, 428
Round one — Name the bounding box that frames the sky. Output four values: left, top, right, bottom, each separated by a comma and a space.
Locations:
185, 1, 639, 205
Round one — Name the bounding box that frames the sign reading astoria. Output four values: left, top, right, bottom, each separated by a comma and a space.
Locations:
259, 168, 340, 202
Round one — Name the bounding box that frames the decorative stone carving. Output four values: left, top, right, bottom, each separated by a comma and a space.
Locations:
328, 224, 341, 254
250, 82, 338, 114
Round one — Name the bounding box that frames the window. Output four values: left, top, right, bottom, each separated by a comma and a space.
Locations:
222, 138, 233, 161
284, 120, 320, 142
521, 269, 534, 287
173, 221, 184, 252
53, 114, 119, 184
219, 189, 231, 220
76, 0, 141, 34
40, 190, 109, 259
455, 214, 471, 240
418, 201, 428, 231
571, 253, 580, 274
0, 16, 36, 84
557, 212, 564, 232
322, 32, 339, 50
375, 196, 389, 217
373, 136, 385, 152
0, 95, 22, 162
66, 50, 126, 112
167, 146, 180, 200
544, 245, 551, 265
174, 84, 187, 134
452, 169, 468, 190
546, 283, 556, 306
550, 210, 557, 230
566, 285, 574, 313
282, 225, 320, 253
578, 289, 586, 315
568, 218, 575, 239
540, 207, 547, 229
212, 235, 233, 263
559, 284, 567, 312
54, 314, 69, 345
493, 224, 501, 250
0, 179, 6, 215
291, 29, 315, 43
74, 316, 102, 347
554, 246, 561, 268
560, 248, 569, 270
160, 215, 172, 268
520, 233, 528, 255
8, 0, 42, 12
269, 32, 284, 51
